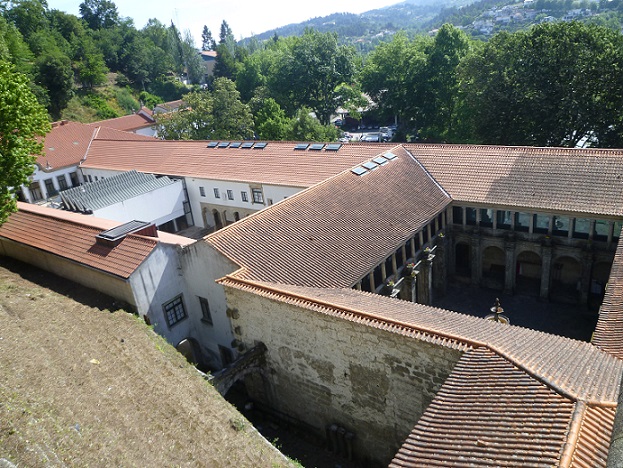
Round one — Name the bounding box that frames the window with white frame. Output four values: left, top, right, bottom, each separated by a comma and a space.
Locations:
163, 295, 187, 327
252, 188, 264, 204
57, 175, 68, 191
214, 188, 220, 198
199, 186, 206, 197
227, 189, 234, 200
199, 297, 212, 325
241, 191, 248, 202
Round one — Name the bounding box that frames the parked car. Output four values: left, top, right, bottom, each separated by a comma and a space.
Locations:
361, 133, 381, 142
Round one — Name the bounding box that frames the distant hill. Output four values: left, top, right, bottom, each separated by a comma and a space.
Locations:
247, 0, 477, 50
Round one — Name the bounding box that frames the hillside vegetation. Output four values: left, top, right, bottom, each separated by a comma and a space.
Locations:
0, 257, 289, 467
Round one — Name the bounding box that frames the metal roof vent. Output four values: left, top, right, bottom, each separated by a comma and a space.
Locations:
96, 220, 156, 247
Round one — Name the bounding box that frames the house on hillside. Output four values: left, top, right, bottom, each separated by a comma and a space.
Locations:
93, 107, 157, 137
199, 50, 217, 79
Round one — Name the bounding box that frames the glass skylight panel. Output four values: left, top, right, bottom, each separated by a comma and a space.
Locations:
351, 166, 367, 176
294, 143, 309, 150
384, 152, 397, 160
218, 141, 230, 148
309, 144, 325, 151
326, 143, 342, 151
207, 141, 218, 148
241, 142, 254, 148
362, 161, 379, 170
373, 156, 388, 165
254, 142, 267, 149
230, 142, 241, 148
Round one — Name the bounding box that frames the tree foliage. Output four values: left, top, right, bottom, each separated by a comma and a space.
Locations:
157, 78, 253, 140
0, 59, 50, 224
79, 0, 119, 30
461, 21, 623, 147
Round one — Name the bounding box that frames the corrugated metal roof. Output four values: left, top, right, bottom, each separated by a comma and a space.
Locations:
60, 170, 178, 213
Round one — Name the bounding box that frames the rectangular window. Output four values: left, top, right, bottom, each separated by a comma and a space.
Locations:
227, 189, 234, 200
496, 210, 512, 230
515, 212, 530, 232
252, 188, 264, 204
69, 172, 78, 187
452, 206, 463, 225
199, 297, 212, 325
241, 191, 249, 202
552, 216, 570, 237
199, 186, 206, 197
88, 175, 93, 182
163, 295, 187, 327
44, 178, 57, 197
572, 218, 590, 240
57, 175, 68, 191
480, 209, 493, 228
534, 214, 550, 234
213, 188, 220, 198
594, 220, 610, 242
466, 208, 477, 226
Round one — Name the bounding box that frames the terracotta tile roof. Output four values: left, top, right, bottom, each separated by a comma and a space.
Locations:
0, 205, 159, 278
218, 280, 623, 404
390, 347, 615, 468
406, 144, 623, 216
569, 405, 616, 468
208, 147, 450, 287
82, 140, 397, 187
92, 110, 155, 132
38, 121, 155, 172
592, 229, 623, 358
12, 202, 194, 247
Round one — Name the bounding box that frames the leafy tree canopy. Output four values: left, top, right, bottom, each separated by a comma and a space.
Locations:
0, 59, 50, 224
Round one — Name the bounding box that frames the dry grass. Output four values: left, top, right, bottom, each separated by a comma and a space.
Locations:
0, 258, 290, 467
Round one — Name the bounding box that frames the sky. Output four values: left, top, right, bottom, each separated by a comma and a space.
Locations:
46, 0, 401, 45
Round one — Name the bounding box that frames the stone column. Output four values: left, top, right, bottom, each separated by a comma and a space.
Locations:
434, 235, 447, 296
540, 243, 552, 299
400, 264, 416, 302
417, 253, 434, 305
471, 235, 482, 286
504, 238, 516, 295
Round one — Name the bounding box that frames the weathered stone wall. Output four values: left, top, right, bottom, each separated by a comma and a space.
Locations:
225, 286, 463, 466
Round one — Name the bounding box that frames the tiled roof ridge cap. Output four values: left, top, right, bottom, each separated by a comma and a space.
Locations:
403, 147, 452, 199
558, 400, 587, 468
408, 142, 623, 155
219, 276, 618, 407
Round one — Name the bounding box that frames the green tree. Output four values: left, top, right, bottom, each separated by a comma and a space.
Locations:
79, 0, 119, 30
211, 77, 253, 139
219, 20, 233, 44
0, 59, 50, 224
285, 108, 339, 141
73, 35, 107, 89
201, 25, 215, 51
462, 22, 623, 147
157, 78, 252, 140
35, 51, 74, 118
270, 29, 356, 125
252, 97, 289, 140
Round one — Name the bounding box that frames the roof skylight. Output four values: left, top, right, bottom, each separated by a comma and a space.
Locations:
207, 141, 218, 148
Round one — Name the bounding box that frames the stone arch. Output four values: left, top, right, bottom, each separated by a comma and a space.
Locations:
176, 337, 206, 371
212, 209, 223, 230
551, 256, 583, 303
222, 210, 229, 227
482, 245, 505, 290
455, 242, 471, 280
516, 250, 542, 296
234, 211, 241, 222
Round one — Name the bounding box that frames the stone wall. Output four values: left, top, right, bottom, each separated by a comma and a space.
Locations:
225, 286, 463, 466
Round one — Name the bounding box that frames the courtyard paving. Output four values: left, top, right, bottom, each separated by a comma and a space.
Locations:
432, 282, 599, 342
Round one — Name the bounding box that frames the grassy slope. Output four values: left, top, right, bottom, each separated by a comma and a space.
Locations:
0, 258, 289, 467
